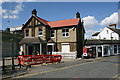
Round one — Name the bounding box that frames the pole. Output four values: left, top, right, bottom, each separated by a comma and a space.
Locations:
12, 37, 14, 70
2, 58, 5, 71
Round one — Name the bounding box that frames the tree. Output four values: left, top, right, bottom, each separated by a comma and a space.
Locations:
5, 28, 10, 32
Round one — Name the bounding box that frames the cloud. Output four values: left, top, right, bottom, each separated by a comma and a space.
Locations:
3, 15, 8, 19
9, 15, 18, 19
82, 16, 98, 29
100, 12, 118, 26
86, 30, 96, 34
2, 9, 7, 13
85, 35, 90, 39
2, 2, 24, 19
9, 2, 24, 14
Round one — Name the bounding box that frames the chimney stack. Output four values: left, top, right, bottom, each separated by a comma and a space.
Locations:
76, 12, 80, 18
109, 24, 116, 29
32, 9, 37, 16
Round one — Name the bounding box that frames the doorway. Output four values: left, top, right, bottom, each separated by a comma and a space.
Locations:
98, 47, 102, 57
47, 45, 52, 55
92, 47, 96, 57
29, 46, 33, 55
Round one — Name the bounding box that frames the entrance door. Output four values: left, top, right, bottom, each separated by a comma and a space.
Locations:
98, 47, 102, 57
92, 47, 96, 57
62, 44, 70, 53
29, 46, 33, 55
47, 45, 52, 55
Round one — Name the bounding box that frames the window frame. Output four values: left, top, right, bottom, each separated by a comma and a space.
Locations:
114, 45, 117, 54
62, 29, 69, 37
25, 30, 29, 37
106, 30, 109, 34
39, 28, 43, 36
51, 30, 55, 38
118, 45, 120, 53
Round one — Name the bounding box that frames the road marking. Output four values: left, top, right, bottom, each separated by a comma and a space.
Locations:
14, 56, 117, 78
112, 74, 120, 80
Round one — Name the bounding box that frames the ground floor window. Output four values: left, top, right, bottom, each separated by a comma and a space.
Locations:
118, 45, 120, 53
104, 46, 108, 55
114, 45, 117, 54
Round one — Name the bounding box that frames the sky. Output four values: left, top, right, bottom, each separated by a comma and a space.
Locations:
1, 2, 119, 39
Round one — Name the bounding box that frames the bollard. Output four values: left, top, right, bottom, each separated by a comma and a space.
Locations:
18, 57, 21, 68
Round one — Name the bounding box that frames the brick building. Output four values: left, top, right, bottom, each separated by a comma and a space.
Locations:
19, 9, 85, 58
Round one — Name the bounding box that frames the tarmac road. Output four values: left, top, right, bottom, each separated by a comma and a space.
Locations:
13, 55, 120, 79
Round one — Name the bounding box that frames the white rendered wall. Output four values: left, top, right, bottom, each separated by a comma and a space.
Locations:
93, 27, 119, 40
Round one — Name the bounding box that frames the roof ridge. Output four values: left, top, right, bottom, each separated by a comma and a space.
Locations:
35, 16, 48, 22
48, 18, 80, 23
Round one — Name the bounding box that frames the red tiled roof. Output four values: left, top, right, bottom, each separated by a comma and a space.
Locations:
48, 18, 80, 28
35, 16, 49, 25
35, 16, 80, 28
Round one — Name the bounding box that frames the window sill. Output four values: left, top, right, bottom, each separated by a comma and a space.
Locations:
39, 35, 43, 37
51, 37, 55, 38
62, 36, 70, 38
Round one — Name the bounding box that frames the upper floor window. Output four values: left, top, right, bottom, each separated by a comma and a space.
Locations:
35, 20, 38, 25
39, 28, 42, 36
29, 22, 32, 26
106, 30, 109, 34
26, 30, 29, 37
51, 30, 55, 38
62, 29, 69, 37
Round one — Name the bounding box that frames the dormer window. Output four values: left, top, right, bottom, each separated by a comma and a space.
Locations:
39, 28, 42, 36
51, 30, 55, 38
62, 29, 69, 37
26, 30, 29, 37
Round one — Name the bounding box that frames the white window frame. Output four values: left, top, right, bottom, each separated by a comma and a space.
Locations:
39, 28, 43, 36
62, 29, 69, 37
51, 30, 55, 38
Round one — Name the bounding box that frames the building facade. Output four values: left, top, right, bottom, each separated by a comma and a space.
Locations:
92, 24, 120, 40
10, 26, 23, 35
85, 39, 120, 57
19, 9, 85, 58
85, 24, 120, 57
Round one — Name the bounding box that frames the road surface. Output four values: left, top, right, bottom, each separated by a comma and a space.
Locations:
14, 55, 120, 79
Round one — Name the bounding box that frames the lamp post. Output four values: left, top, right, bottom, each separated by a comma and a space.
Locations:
8, 20, 14, 70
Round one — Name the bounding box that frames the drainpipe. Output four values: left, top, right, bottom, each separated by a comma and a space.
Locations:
55, 29, 57, 52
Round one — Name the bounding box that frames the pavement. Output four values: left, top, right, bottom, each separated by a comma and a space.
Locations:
1, 56, 119, 79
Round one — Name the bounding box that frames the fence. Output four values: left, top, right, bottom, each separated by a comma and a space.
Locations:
17, 55, 62, 66
52, 52, 77, 59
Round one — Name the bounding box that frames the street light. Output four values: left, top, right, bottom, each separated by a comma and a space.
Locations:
8, 20, 14, 70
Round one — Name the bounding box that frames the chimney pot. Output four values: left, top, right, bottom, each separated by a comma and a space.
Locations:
76, 12, 80, 18
32, 9, 37, 16
109, 24, 116, 29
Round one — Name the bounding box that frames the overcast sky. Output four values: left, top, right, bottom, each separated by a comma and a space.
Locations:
1, 1, 119, 39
